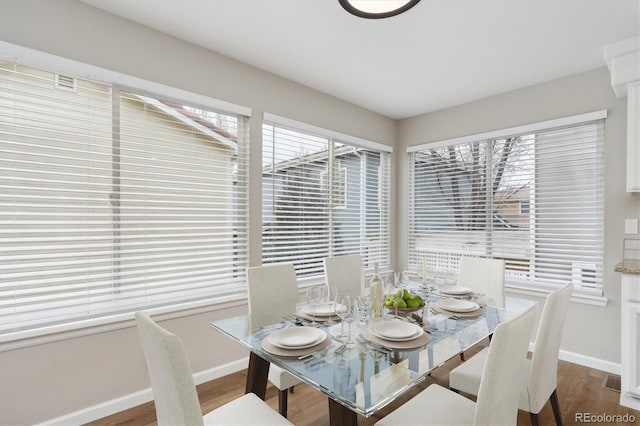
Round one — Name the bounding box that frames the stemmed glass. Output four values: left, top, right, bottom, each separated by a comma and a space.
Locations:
356, 295, 368, 326
336, 294, 351, 342
433, 270, 446, 292
444, 269, 457, 286
400, 270, 410, 286
306, 286, 323, 327
325, 286, 339, 325
418, 259, 432, 298
386, 280, 401, 318
344, 297, 357, 349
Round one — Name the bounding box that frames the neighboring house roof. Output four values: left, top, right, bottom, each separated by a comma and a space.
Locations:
133, 94, 237, 150
263, 145, 359, 175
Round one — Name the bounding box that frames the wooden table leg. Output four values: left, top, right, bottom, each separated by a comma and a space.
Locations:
328, 398, 358, 426
246, 352, 270, 399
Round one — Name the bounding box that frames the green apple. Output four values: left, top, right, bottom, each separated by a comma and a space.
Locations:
393, 299, 407, 308
411, 295, 423, 305
406, 299, 420, 308
403, 288, 411, 300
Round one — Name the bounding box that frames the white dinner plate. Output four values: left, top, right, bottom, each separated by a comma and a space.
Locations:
369, 321, 424, 341
268, 327, 327, 349
302, 302, 341, 317
437, 298, 479, 312
439, 285, 472, 295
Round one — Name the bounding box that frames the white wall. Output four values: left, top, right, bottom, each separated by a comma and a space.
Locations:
0, 1, 396, 424
397, 66, 640, 367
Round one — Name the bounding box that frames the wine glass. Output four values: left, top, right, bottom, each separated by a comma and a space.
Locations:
325, 286, 339, 325
386, 279, 402, 318
336, 294, 351, 342
433, 269, 455, 303
356, 295, 367, 326
400, 270, 410, 286
417, 259, 431, 298
433, 270, 446, 290
344, 297, 357, 349
306, 286, 322, 327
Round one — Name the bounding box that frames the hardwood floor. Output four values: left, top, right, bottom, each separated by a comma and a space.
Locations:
87, 347, 639, 426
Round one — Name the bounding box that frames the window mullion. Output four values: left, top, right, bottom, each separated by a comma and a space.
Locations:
328, 139, 335, 257
486, 139, 493, 258
111, 86, 122, 292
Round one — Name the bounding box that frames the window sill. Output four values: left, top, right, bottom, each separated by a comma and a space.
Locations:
0, 294, 248, 353
506, 283, 608, 307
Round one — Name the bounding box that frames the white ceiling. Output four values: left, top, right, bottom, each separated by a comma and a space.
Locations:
82, 0, 639, 120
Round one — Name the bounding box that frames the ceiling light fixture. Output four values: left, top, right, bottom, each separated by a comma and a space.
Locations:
339, 0, 420, 19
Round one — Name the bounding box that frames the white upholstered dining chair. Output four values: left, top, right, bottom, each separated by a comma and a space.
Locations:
323, 254, 363, 298
456, 256, 506, 360
457, 256, 506, 308
376, 306, 537, 426
247, 263, 303, 418
135, 311, 292, 426
449, 282, 572, 426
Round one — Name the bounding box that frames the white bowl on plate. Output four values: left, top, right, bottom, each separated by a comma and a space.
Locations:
302, 302, 342, 317
268, 327, 326, 349
369, 321, 423, 341
437, 298, 479, 312
439, 285, 472, 295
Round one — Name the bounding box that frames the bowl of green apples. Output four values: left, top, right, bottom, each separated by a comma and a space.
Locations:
384, 288, 425, 315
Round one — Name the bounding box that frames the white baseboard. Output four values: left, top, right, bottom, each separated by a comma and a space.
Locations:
42, 346, 623, 425
528, 343, 621, 375
558, 349, 621, 375
193, 357, 249, 385
40, 357, 249, 426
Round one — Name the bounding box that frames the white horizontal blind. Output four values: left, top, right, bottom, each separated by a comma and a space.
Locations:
262, 122, 390, 278
408, 119, 604, 295
0, 61, 249, 334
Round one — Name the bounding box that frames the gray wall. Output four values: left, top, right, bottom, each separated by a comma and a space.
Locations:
397, 66, 640, 365
0, 1, 395, 424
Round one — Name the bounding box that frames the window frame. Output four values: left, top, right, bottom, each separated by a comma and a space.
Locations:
0, 42, 252, 347
407, 111, 607, 302
261, 114, 393, 279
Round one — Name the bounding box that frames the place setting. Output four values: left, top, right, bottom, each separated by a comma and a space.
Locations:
295, 286, 342, 325
360, 318, 430, 351
431, 297, 484, 318
433, 284, 474, 299
261, 325, 332, 357
296, 301, 342, 324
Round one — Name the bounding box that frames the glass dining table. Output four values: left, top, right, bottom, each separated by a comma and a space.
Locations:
210, 287, 536, 426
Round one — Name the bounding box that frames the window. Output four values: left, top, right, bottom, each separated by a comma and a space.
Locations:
408, 114, 605, 295
0, 61, 249, 335
262, 120, 391, 278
